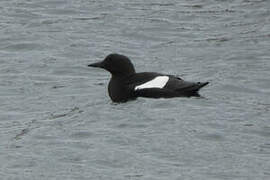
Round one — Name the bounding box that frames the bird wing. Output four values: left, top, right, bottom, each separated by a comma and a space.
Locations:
165, 75, 209, 93
124, 72, 162, 88
124, 73, 208, 98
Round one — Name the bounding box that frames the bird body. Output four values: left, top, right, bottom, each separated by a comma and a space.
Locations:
89, 54, 209, 102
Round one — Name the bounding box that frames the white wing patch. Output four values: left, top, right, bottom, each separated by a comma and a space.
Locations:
135, 76, 169, 90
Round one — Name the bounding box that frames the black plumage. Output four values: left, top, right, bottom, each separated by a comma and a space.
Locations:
88, 54, 209, 102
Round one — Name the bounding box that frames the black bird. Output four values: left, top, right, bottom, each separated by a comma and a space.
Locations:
88, 54, 209, 102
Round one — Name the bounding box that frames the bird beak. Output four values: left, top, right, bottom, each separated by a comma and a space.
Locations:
88, 61, 103, 68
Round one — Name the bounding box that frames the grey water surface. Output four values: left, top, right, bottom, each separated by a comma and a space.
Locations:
1, 0, 270, 179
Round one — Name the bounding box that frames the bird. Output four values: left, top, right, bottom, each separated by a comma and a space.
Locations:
88, 53, 209, 102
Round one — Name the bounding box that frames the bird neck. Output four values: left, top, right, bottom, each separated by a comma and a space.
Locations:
110, 69, 135, 78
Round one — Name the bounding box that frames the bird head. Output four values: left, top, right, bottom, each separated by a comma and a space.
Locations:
88, 53, 135, 76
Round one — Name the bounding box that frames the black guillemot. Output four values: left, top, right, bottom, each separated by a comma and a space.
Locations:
88, 53, 209, 102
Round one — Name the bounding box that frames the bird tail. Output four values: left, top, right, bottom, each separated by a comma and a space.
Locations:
180, 81, 209, 95
195, 82, 209, 91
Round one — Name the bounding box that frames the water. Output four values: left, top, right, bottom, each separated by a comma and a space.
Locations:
0, 0, 270, 179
